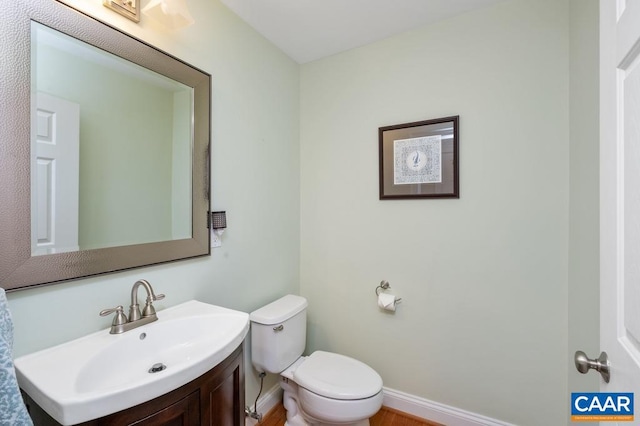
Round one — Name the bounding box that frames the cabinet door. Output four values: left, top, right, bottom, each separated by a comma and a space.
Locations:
129, 391, 200, 426
201, 348, 245, 426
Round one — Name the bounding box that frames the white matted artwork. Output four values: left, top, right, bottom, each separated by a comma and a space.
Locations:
393, 135, 442, 185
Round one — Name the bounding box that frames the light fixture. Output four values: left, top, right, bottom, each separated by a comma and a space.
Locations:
211, 211, 227, 248
142, 0, 195, 30
103, 0, 140, 22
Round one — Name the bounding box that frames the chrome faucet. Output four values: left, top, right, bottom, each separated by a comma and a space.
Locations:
100, 279, 165, 334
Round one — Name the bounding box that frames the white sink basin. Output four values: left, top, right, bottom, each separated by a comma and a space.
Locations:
15, 300, 249, 425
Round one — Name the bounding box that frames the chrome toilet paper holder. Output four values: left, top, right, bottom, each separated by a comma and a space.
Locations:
375, 280, 402, 305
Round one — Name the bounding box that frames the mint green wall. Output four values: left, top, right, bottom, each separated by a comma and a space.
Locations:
299, 0, 585, 424
568, 0, 599, 423
9, 0, 300, 404
172, 90, 192, 240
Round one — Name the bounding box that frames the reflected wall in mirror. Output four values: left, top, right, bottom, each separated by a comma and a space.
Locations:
0, 0, 211, 291
31, 22, 193, 255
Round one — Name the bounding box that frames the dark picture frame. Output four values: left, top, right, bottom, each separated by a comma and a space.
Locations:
379, 116, 459, 200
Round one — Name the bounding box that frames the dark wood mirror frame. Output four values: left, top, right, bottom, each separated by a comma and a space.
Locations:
0, 0, 211, 291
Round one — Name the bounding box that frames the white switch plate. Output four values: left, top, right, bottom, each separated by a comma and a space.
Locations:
211, 231, 222, 248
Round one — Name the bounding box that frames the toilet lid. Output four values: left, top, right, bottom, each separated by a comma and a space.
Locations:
293, 351, 382, 400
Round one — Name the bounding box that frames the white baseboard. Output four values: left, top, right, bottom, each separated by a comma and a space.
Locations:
245, 384, 283, 426
245, 384, 513, 426
382, 387, 515, 426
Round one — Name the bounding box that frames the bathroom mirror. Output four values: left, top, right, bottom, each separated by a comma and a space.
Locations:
0, 0, 211, 291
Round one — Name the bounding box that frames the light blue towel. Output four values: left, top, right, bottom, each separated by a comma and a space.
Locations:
0, 289, 33, 426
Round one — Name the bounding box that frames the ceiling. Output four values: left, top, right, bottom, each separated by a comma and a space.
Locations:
219, 0, 505, 64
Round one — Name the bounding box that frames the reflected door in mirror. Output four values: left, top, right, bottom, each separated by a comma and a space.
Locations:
31, 93, 80, 256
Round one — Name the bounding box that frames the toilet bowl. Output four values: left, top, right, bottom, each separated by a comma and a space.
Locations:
250, 295, 383, 426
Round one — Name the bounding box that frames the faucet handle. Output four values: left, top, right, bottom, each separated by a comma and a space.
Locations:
143, 292, 164, 305
100, 305, 128, 326
141, 293, 165, 318
142, 295, 164, 317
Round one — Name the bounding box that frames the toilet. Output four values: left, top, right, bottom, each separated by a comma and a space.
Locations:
250, 294, 383, 426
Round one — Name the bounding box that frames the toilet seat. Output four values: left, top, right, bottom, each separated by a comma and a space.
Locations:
298, 387, 383, 424
293, 351, 383, 400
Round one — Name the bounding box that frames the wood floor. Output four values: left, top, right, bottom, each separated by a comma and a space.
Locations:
258, 402, 286, 426
370, 406, 443, 426
259, 403, 444, 426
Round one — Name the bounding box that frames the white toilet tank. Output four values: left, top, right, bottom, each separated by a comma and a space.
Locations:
250, 294, 308, 374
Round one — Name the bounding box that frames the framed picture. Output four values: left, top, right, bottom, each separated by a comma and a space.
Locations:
379, 116, 459, 199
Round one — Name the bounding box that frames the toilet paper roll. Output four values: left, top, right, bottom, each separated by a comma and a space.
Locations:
377, 293, 396, 312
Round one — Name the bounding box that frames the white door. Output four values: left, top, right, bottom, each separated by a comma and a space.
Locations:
599, 0, 640, 416
30, 92, 80, 255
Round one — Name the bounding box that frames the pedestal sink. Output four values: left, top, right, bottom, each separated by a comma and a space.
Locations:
15, 300, 249, 425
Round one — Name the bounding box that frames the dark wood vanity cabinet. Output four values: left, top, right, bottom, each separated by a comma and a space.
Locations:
23, 344, 245, 426
127, 391, 200, 426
